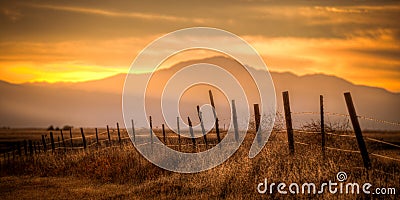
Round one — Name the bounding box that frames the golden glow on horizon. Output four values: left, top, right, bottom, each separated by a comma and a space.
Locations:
0, 62, 127, 83
0, 2, 399, 92
1, 34, 399, 92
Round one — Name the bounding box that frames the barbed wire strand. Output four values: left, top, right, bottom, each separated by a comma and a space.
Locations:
365, 137, 400, 148
326, 146, 360, 154
293, 111, 400, 127
371, 153, 400, 162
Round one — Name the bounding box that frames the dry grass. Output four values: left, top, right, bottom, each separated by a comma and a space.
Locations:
0, 130, 399, 199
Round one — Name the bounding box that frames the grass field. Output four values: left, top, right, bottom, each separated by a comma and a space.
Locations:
0, 128, 399, 199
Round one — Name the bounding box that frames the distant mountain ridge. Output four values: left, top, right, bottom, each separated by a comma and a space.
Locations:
1, 56, 399, 130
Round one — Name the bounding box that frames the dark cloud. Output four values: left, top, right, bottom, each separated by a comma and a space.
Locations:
0, 0, 399, 41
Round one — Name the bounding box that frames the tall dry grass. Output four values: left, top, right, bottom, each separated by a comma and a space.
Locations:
1, 130, 399, 199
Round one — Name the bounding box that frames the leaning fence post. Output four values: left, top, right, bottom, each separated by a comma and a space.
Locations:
197, 105, 208, 148
61, 130, 66, 151
283, 91, 295, 155
80, 128, 87, 150
209, 90, 221, 144
188, 117, 196, 152
209, 90, 217, 118
231, 100, 239, 143
107, 125, 111, 146
50, 132, 55, 153
162, 124, 166, 144
320, 95, 326, 160
117, 123, 121, 144
344, 92, 371, 170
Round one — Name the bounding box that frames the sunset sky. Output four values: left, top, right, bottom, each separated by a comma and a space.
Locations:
0, 0, 399, 92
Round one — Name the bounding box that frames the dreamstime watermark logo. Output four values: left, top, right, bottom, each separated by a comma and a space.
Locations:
336, 171, 347, 182
257, 172, 396, 195
122, 27, 276, 173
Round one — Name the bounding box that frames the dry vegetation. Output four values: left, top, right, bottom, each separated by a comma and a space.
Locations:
0, 129, 399, 199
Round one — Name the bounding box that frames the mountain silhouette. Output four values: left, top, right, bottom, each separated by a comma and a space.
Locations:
1, 56, 399, 130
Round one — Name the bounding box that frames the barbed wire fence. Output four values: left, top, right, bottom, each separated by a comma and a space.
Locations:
0, 91, 399, 173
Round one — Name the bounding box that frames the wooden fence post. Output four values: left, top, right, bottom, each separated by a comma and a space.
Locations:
61, 130, 66, 151
117, 123, 121, 144
177, 117, 181, 151
57, 136, 61, 148
231, 100, 239, 143
69, 128, 73, 148
149, 116, 153, 145
215, 117, 220, 145
131, 119, 136, 143
209, 90, 217, 118
80, 128, 87, 150
209, 90, 221, 144
41, 135, 47, 152
320, 95, 326, 160
254, 104, 261, 132
107, 125, 111, 146
254, 104, 262, 145
283, 91, 295, 155
95, 128, 99, 146
344, 92, 371, 170
197, 105, 208, 148
188, 117, 196, 152
162, 124, 166, 144
50, 132, 55, 153
215, 118, 221, 144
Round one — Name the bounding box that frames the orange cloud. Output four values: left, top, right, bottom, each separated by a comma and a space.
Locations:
1, 29, 399, 92
23, 3, 208, 23
243, 29, 400, 92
